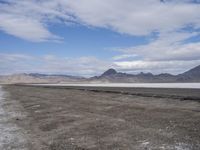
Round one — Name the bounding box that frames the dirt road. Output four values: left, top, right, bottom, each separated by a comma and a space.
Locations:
1, 85, 200, 150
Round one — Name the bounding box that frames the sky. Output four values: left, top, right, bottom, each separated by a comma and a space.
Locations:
1, 0, 200, 76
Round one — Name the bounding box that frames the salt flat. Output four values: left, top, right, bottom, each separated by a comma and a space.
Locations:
33, 83, 200, 89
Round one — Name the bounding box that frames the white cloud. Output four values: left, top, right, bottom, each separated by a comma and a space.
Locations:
0, 53, 113, 76
0, 14, 62, 42
112, 54, 139, 61
115, 31, 200, 61
1, 0, 200, 75
41, 56, 113, 76
0, 51, 200, 76
1, 0, 200, 41
0, 53, 36, 74
0, 0, 69, 42
114, 60, 200, 74
66, 0, 200, 35
113, 31, 200, 74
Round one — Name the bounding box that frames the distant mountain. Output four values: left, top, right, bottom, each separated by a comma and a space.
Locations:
182, 65, 200, 77
177, 65, 200, 82
1, 65, 200, 84
90, 65, 200, 83
28, 73, 83, 79
101, 68, 117, 76
0, 73, 86, 84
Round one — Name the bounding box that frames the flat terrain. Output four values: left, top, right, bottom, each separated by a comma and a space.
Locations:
1, 85, 200, 150
32, 83, 200, 89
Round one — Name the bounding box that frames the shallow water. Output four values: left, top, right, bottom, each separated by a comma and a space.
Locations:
34, 83, 200, 89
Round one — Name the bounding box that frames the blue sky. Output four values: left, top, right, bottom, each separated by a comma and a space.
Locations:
1, 0, 200, 76
0, 25, 150, 59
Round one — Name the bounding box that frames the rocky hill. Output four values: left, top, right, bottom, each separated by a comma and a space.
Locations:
90, 65, 200, 83
176, 65, 200, 82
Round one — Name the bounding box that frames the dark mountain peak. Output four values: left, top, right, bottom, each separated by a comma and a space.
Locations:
101, 68, 117, 76
138, 72, 153, 76
182, 65, 200, 76
187, 65, 200, 72
157, 73, 174, 77
29, 73, 48, 77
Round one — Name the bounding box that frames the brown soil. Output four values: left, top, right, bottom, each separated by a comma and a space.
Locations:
1, 85, 200, 150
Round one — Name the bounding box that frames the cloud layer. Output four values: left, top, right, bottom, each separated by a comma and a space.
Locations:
1, 0, 200, 41
113, 30, 200, 74
0, 54, 113, 76
1, 52, 200, 76
1, 0, 200, 75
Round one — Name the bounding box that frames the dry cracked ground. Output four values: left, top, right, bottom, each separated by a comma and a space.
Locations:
0, 85, 200, 150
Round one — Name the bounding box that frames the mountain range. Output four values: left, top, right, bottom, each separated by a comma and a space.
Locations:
1, 65, 200, 84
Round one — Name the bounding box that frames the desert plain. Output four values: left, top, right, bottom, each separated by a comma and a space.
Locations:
0, 84, 200, 150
